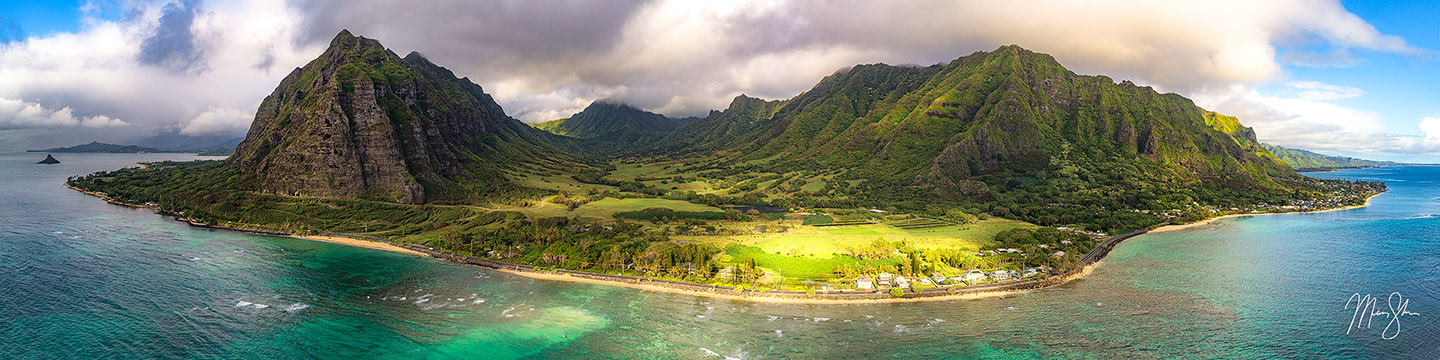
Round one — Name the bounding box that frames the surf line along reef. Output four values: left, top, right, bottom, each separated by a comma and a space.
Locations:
66, 30, 1387, 303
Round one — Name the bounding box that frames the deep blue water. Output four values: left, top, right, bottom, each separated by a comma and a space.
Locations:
1, 153, 1437, 359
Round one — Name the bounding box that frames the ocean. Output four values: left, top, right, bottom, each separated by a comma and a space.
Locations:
2, 152, 1436, 359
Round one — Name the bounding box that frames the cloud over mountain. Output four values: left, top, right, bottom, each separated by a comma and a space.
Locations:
0, 0, 1432, 158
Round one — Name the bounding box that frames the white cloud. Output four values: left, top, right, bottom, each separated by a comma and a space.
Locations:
0, 0, 1432, 157
0, 97, 128, 130
180, 107, 252, 135
1283, 81, 1364, 101
1420, 117, 1440, 141
0, 0, 319, 140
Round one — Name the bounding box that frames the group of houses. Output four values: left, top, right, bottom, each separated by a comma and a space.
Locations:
852, 267, 1048, 290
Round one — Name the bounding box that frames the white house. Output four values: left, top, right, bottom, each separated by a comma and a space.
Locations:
877, 273, 893, 287
990, 271, 1010, 281
855, 275, 874, 289
961, 270, 986, 283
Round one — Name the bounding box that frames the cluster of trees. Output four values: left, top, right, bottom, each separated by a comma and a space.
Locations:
434, 216, 731, 281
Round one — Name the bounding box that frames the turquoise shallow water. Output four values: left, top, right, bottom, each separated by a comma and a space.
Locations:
1, 153, 1437, 359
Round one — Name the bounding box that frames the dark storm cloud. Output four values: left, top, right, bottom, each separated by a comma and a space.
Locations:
289, 0, 649, 70
138, 0, 208, 74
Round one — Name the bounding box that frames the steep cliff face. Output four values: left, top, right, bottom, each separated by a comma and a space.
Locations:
656, 45, 1300, 204
230, 30, 561, 204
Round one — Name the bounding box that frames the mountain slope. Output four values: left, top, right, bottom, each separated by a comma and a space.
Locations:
28, 142, 166, 153
230, 30, 572, 204
1261, 144, 1395, 171
650, 94, 788, 155
651, 45, 1320, 229
534, 101, 694, 155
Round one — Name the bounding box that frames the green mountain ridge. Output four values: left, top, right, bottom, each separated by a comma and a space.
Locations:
70, 32, 1382, 237
641, 46, 1318, 230
228, 30, 582, 204
1261, 144, 1396, 171
533, 101, 695, 155
29, 142, 169, 153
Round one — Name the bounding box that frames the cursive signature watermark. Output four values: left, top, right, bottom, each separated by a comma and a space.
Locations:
1345, 292, 1421, 339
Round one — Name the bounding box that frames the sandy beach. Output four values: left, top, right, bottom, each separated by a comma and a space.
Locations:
69, 182, 1378, 305
293, 235, 427, 256
1150, 193, 1379, 233
496, 268, 1031, 304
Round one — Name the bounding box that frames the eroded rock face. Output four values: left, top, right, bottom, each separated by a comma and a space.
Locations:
229, 30, 553, 204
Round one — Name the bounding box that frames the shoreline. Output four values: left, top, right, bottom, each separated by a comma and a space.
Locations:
292, 235, 426, 256
1150, 193, 1379, 233
65, 183, 1378, 304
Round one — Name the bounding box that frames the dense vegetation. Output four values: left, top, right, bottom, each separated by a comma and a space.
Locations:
1262, 143, 1396, 171
534, 101, 696, 156
66, 35, 1392, 292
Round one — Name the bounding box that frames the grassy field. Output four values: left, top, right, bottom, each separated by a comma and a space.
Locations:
513, 170, 615, 193
723, 244, 903, 281
678, 218, 1034, 259
523, 197, 723, 221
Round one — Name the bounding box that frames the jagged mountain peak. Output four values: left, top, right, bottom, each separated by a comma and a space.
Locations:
229, 30, 561, 204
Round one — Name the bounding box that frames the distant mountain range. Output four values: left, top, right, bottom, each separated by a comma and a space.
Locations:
534, 101, 698, 155
29, 142, 170, 153
71, 30, 1385, 233
28, 136, 243, 155
1261, 144, 1398, 171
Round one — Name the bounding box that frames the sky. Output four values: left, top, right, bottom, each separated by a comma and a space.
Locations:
0, 0, 1436, 162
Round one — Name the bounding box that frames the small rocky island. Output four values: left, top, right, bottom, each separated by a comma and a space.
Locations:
36, 154, 60, 164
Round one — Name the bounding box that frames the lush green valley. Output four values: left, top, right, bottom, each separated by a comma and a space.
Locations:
68, 31, 1388, 294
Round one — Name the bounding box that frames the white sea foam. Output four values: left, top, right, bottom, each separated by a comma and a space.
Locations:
767, 316, 778, 322
893, 324, 910, 334
280, 303, 310, 312
774, 330, 783, 337
812, 317, 831, 322
235, 301, 270, 309
472, 298, 486, 304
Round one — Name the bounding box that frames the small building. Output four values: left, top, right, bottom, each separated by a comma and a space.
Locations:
717, 266, 735, 279
1051, 251, 1067, 258
990, 271, 1010, 281
894, 275, 911, 288
918, 278, 933, 286
868, 209, 887, 213
877, 273, 893, 287
855, 275, 874, 289
961, 270, 987, 283
1023, 268, 1038, 278
930, 273, 947, 283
